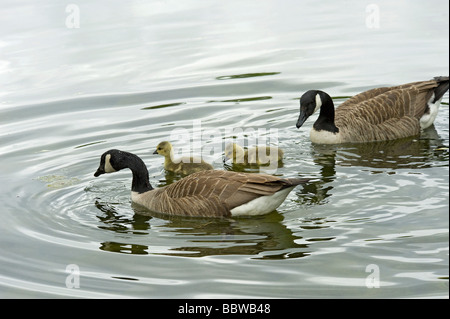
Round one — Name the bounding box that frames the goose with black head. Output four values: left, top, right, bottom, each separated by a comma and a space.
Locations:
296, 76, 449, 144
94, 149, 309, 217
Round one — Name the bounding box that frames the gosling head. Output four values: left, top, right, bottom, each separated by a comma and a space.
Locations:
296, 90, 325, 129
153, 141, 173, 157
94, 149, 128, 177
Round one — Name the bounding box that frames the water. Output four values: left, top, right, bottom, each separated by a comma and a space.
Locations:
0, 0, 448, 298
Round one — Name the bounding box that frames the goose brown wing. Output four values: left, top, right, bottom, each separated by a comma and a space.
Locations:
339, 80, 439, 119
339, 86, 392, 108
150, 170, 307, 217
334, 80, 442, 142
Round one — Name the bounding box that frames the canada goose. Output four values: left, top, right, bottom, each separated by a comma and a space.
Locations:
224, 143, 284, 165
153, 141, 213, 175
296, 76, 449, 144
94, 149, 309, 217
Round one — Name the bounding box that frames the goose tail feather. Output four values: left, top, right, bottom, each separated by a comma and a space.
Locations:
433, 76, 449, 103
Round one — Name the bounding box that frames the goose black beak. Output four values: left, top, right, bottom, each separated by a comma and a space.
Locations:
153, 150, 158, 155
296, 111, 308, 129
94, 168, 105, 177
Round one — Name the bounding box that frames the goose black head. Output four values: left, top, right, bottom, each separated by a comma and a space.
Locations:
296, 90, 326, 129
94, 149, 128, 177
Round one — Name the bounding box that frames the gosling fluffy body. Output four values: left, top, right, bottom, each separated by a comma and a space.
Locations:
94, 149, 308, 217
296, 76, 449, 144
154, 141, 213, 175
224, 143, 284, 166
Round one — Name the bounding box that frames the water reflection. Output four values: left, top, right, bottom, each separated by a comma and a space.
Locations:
219, 96, 273, 103
293, 126, 448, 206
158, 213, 310, 259
100, 242, 149, 255
141, 102, 186, 110
223, 161, 284, 173
94, 200, 319, 259
312, 126, 448, 171
294, 150, 336, 206
216, 72, 281, 80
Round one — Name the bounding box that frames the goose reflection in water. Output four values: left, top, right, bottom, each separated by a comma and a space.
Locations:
311, 125, 447, 170
94, 200, 338, 259
294, 124, 448, 207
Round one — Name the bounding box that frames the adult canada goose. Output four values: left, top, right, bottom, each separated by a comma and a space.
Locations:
224, 143, 284, 165
153, 141, 213, 175
296, 76, 449, 144
94, 149, 309, 217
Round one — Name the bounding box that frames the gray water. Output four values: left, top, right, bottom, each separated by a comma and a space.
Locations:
0, 0, 448, 298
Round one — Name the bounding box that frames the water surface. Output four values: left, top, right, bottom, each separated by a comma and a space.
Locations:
0, 0, 448, 298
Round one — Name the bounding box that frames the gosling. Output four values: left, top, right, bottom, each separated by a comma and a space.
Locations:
154, 141, 213, 175
224, 143, 284, 166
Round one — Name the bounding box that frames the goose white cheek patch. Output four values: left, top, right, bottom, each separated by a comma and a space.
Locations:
104, 154, 116, 173
314, 93, 322, 113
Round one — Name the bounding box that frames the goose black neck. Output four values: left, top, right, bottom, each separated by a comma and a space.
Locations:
123, 152, 153, 193
314, 91, 339, 133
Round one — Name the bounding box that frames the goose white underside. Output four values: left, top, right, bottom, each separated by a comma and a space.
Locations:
310, 128, 341, 144
230, 187, 295, 216
420, 93, 441, 130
